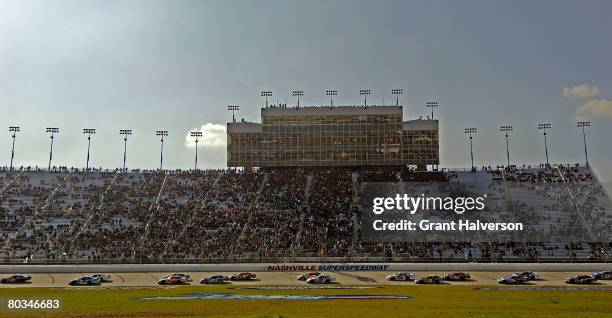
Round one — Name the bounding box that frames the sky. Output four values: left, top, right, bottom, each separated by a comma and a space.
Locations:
0, 0, 611, 180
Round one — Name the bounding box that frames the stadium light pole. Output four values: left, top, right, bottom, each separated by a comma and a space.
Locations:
360, 89, 371, 106
156, 130, 168, 171
119, 129, 132, 172
82, 128, 96, 171
392, 89, 403, 106
326, 90, 337, 107
537, 123, 551, 165
499, 125, 513, 168
190, 131, 203, 170
426, 101, 438, 120
465, 128, 477, 171
227, 105, 239, 122
46, 127, 59, 171
292, 90, 304, 107
8, 126, 19, 171
577, 121, 591, 166
261, 91, 272, 108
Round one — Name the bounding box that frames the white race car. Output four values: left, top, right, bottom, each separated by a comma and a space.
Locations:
306, 274, 335, 284
200, 274, 229, 284
69, 276, 101, 286
164, 273, 192, 282
386, 272, 414, 281
91, 274, 113, 282
297, 272, 321, 281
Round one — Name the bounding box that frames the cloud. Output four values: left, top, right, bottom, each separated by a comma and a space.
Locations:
576, 99, 612, 118
184, 123, 227, 148
563, 84, 599, 98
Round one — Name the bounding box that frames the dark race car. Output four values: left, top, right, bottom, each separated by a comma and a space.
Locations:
565, 275, 597, 285
229, 272, 257, 281
591, 271, 612, 280
443, 272, 471, 281
415, 275, 442, 284
498, 274, 527, 285
516, 271, 540, 281
1, 275, 32, 284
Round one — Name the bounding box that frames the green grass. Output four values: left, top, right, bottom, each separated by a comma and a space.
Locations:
1, 285, 611, 317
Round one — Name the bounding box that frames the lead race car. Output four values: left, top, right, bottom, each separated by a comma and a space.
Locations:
591, 270, 612, 280
1, 274, 32, 284
565, 274, 597, 284
91, 274, 113, 282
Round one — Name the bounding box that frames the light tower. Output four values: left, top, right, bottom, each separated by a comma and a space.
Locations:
156, 130, 168, 171
119, 129, 132, 172
464, 128, 477, 171
260, 91, 272, 108
325, 90, 337, 107
227, 105, 239, 122
426, 101, 438, 120
190, 131, 203, 170
499, 125, 514, 168
292, 90, 304, 107
82, 128, 96, 171
359, 89, 371, 106
8, 126, 19, 171
537, 123, 551, 165
577, 121, 591, 165
391, 89, 403, 106
46, 127, 59, 171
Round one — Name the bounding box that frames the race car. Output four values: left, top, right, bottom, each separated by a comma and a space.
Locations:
91, 274, 113, 282
1, 274, 32, 284
565, 274, 597, 284
498, 274, 527, 284
158, 275, 190, 285
229, 272, 257, 281
386, 272, 414, 281
443, 272, 471, 281
415, 275, 442, 284
515, 271, 540, 281
69, 276, 101, 286
592, 270, 612, 280
306, 274, 335, 284
200, 274, 229, 284
165, 273, 192, 282
297, 272, 321, 281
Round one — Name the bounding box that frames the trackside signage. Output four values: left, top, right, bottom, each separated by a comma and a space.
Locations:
268, 264, 390, 272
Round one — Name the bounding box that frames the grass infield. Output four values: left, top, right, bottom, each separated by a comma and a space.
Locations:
0, 285, 611, 317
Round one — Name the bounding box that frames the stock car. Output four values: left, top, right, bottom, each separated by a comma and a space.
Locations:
498, 274, 527, 284
306, 274, 335, 284
158, 275, 190, 285
166, 273, 192, 282
69, 276, 101, 286
443, 272, 471, 281
516, 271, 540, 281
229, 272, 257, 281
297, 272, 321, 281
386, 272, 415, 281
91, 274, 113, 282
415, 275, 442, 284
1, 274, 32, 284
592, 270, 612, 280
200, 274, 229, 284
565, 274, 597, 284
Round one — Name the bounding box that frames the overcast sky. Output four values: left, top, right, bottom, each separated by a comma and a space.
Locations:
1, 0, 611, 180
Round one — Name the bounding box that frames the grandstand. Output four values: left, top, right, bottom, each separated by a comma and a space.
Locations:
0, 164, 610, 264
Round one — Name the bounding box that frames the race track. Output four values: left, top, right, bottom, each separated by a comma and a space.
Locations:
0, 263, 611, 288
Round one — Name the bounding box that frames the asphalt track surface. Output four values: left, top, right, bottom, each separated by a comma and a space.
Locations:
0, 263, 611, 288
